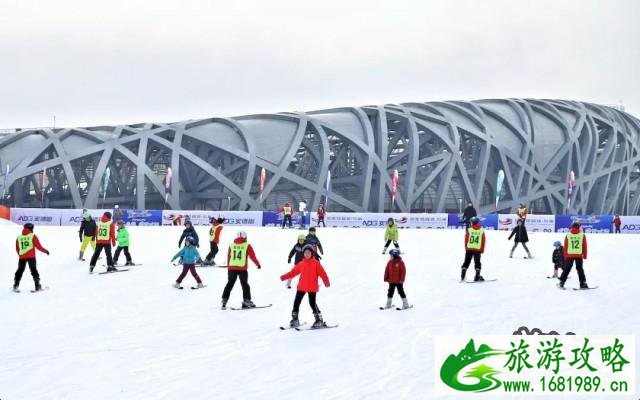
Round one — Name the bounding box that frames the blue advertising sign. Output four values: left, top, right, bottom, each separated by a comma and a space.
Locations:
447, 214, 464, 229
262, 211, 311, 227
554, 215, 613, 233
123, 209, 162, 226
478, 213, 498, 230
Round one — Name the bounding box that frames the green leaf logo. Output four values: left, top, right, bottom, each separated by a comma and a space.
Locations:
440, 339, 504, 392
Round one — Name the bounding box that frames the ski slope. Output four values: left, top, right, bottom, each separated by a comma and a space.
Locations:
0, 224, 638, 400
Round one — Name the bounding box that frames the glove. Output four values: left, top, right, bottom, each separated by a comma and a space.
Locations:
287, 258, 291, 264
280, 275, 286, 281
257, 265, 262, 269
79, 237, 83, 243
45, 250, 50, 255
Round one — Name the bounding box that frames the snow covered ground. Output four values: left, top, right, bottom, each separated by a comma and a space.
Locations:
0, 224, 638, 400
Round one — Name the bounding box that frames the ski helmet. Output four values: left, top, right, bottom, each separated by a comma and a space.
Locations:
387, 217, 394, 223
237, 231, 247, 239
184, 219, 192, 226
308, 227, 316, 232
185, 236, 195, 245
104, 211, 112, 218
571, 222, 581, 228
297, 234, 306, 241
470, 216, 480, 225
23, 222, 34, 230
209, 217, 216, 223
553, 241, 561, 248
217, 217, 225, 223
83, 212, 91, 220
389, 249, 401, 258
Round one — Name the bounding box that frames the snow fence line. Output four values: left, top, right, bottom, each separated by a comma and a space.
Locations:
5, 208, 640, 233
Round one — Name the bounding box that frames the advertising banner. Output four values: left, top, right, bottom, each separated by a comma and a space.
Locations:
618, 216, 640, 234
447, 213, 498, 230
309, 212, 412, 228
123, 209, 162, 226
555, 215, 613, 233
498, 214, 555, 232
10, 207, 62, 226
162, 210, 263, 227
408, 213, 448, 229
59, 209, 110, 226
262, 211, 309, 227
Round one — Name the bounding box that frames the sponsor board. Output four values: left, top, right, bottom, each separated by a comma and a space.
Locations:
59, 209, 110, 225
555, 215, 613, 233
10, 207, 64, 226
498, 214, 555, 232
123, 209, 162, 226
408, 213, 448, 229
435, 335, 635, 396
162, 210, 263, 227
618, 216, 640, 234
448, 213, 498, 230
262, 211, 310, 227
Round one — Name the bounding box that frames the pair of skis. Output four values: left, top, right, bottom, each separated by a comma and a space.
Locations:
219, 305, 338, 330
12, 286, 50, 293
379, 305, 414, 311
176, 284, 207, 290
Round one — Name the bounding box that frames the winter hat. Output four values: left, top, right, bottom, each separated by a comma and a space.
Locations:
237, 231, 247, 239
104, 211, 112, 218
302, 244, 314, 254
571, 222, 581, 229
297, 234, 306, 241
470, 216, 480, 225
185, 236, 196, 245
23, 222, 34, 231
184, 219, 192, 226
308, 227, 316, 233
83, 212, 91, 219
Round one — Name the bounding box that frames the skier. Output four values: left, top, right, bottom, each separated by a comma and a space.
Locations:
278, 202, 293, 229
461, 201, 477, 229
78, 212, 97, 261
113, 204, 124, 222
613, 214, 621, 234
113, 220, 134, 266
508, 219, 532, 258
280, 244, 330, 328
516, 203, 527, 223
558, 222, 589, 289
305, 227, 324, 259
221, 231, 262, 309
551, 241, 564, 279
14, 223, 49, 292
316, 204, 326, 227
204, 217, 224, 265
171, 236, 204, 289
299, 200, 307, 230
382, 218, 400, 254
89, 211, 117, 273
286, 234, 307, 288
460, 216, 485, 282
178, 219, 199, 248
383, 249, 411, 309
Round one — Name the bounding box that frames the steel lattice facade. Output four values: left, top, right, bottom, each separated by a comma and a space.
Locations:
1, 99, 639, 214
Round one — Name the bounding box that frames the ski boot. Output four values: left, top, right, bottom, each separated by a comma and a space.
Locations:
289, 311, 300, 328
107, 265, 119, 272
89, 265, 95, 274
78, 251, 84, 261
384, 298, 393, 309
125, 261, 134, 266
12, 284, 19, 293
382, 247, 388, 255
34, 281, 42, 292
402, 298, 411, 309
509, 249, 514, 258
474, 270, 484, 282
312, 312, 326, 329
580, 282, 589, 289
221, 298, 228, 310
460, 268, 467, 281
196, 283, 205, 288
242, 299, 256, 309
173, 282, 182, 289
526, 252, 533, 259
557, 281, 565, 289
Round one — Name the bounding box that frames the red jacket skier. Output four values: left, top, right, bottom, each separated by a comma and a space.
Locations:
460, 216, 486, 282
280, 244, 330, 328
464, 220, 486, 253
384, 256, 406, 284
14, 223, 49, 292
563, 224, 587, 259
558, 222, 590, 289
221, 231, 262, 309
226, 236, 261, 271
96, 213, 116, 246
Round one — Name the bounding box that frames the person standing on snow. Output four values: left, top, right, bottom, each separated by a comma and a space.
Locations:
286, 234, 307, 288
508, 219, 532, 259
383, 249, 411, 309
14, 223, 49, 292
460, 216, 485, 282
204, 217, 224, 266
305, 227, 324, 259
461, 201, 477, 229
78, 212, 97, 261
613, 214, 621, 234
551, 241, 564, 279
316, 204, 326, 227
278, 202, 294, 229
113, 205, 124, 223
171, 236, 205, 289
516, 203, 527, 224
221, 231, 262, 309
89, 211, 117, 273
280, 244, 330, 328
382, 218, 400, 254
113, 220, 134, 266
299, 200, 307, 230
558, 222, 590, 289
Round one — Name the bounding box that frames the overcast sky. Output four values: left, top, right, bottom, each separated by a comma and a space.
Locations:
1, 0, 638, 129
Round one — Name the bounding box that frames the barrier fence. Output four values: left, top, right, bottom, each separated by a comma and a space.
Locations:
6, 208, 639, 234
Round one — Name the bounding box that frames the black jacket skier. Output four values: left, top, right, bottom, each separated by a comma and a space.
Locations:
508, 223, 529, 243
178, 224, 200, 248
79, 218, 97, 241
552, 247, 564, 268
461, 203, 477, 226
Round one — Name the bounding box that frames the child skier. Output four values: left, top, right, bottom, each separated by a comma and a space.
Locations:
89, 211, 117, 273
221, 231, 262, 309
204, 217, 224, 265
558, 222, 589, 289
171, 236, 204, 289
460, 216, 485, 282
14, 223, 49, 292
305, 227, 324, 259
78, 212, 96, 261
286, 234, 307, 288
382, 217, 400, 254
113, 220, 134, 266
508, 219, 532, 258
316, 204, 326, 227
551, 241, 564, 278
280, 244, 330, 328
383, 249, 411, 309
